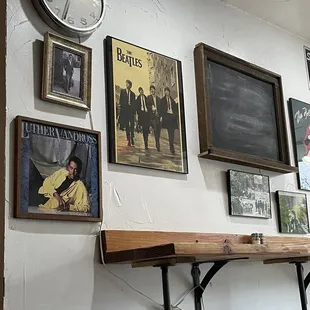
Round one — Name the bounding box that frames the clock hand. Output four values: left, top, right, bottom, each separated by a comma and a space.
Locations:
62, 0, 71, 20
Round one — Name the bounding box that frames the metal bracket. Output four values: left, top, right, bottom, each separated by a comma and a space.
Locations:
294, 262, 310, 310
305, 269, 310, 290
191, 261, 228, 310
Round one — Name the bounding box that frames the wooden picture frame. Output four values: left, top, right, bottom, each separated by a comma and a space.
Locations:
276, 191, 309, 234
194, 43, 296, 174
304, 46, 310, 90
105, 36, 188, 174
15, 116, 102, 222
227, 169, 271, 219
42, 32, 92, 110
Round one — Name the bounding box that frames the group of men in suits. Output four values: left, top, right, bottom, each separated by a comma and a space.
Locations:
118, 79, 178, 155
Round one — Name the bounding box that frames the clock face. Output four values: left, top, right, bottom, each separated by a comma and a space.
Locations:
42, 0, 104, 33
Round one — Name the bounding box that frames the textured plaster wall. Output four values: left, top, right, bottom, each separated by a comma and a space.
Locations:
5, 0, 310, 309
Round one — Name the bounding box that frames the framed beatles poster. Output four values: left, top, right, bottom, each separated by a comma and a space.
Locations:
15, 116, 102, 222
289, 98, 310, 190
105, 36, 188, 174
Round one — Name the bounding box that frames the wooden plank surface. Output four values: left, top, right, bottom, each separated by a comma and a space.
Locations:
102, 230, 252, 252
264, 257, 310, 265
102, 230, 310, 267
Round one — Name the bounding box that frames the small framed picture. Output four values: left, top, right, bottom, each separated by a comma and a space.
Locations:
276, 191, 309, 234
42, 32, 92, 110
227, 170, 271, 219
15, 116, 102, 222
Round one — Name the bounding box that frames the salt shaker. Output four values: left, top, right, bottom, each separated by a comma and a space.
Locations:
259, 233, 266, 245
251, 233, 260, 244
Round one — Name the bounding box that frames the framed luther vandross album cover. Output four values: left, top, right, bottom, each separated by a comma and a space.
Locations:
14, 116, 102, 222
42, 32, 92, 110
105, 36, 188, 174
227, 170, 271, 219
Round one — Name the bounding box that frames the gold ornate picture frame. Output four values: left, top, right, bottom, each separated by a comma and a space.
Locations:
42, 32, 92, 110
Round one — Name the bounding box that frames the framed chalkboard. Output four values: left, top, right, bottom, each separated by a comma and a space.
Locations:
194, 43, 296, 173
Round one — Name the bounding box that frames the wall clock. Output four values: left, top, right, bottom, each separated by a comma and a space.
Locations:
32, 0, 106, 37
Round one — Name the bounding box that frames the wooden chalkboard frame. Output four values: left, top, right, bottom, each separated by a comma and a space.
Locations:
194, 43, 297, 173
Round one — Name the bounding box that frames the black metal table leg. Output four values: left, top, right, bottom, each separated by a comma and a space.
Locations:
305, 271, 310, 290
161, 265, 171, 310
296, 262, 308, 310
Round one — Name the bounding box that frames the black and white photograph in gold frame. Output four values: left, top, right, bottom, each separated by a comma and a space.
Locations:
105, 36, 188, 174
42, 32, 92, 110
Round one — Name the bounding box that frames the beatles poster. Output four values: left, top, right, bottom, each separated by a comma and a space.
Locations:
15, 116, 102, 221
105, 36, 188, 174
290, 98, 310, 191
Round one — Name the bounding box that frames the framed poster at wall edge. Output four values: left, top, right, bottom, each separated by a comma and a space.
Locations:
289, 98, 310, 191
227, 169, 271, 219
105, 36, 188, 174
15, 116, 102, 222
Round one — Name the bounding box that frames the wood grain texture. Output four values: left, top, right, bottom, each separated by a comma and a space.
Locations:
102, 230, 252, 252
194, 42, 295, 173
102, 231, 310, 267
132, 257, 196, 268
264, 257, 310, 265
200, 147, 297, 173
194, 44, 210, 152
0, 0, 5, 307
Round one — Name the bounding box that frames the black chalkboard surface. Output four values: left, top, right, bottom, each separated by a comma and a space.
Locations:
207, 60, 280, 161
194, 43, 296, 173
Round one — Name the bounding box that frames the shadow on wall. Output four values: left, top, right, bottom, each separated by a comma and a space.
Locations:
107, 161, 188, 181
198, 158, 274, 227
5, 233, 305, 310
91, 236, 190, 310
91, 240, 302, 310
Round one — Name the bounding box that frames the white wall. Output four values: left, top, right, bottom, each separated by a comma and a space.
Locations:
5, 0, 310, 309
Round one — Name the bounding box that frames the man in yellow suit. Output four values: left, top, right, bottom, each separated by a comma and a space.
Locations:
38, 156, 90, 213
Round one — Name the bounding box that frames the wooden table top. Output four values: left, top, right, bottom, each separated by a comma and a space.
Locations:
101, 230, 310, 267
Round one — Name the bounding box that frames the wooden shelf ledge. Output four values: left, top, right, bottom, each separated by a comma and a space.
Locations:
101, 230, 310, 267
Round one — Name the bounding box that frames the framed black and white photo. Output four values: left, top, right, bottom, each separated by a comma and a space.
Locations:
227, 170, 271, 219
105, 36, 188, 174
15, 116, 102, 222
276, 191, 309, 234
42, 32, 92, 110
